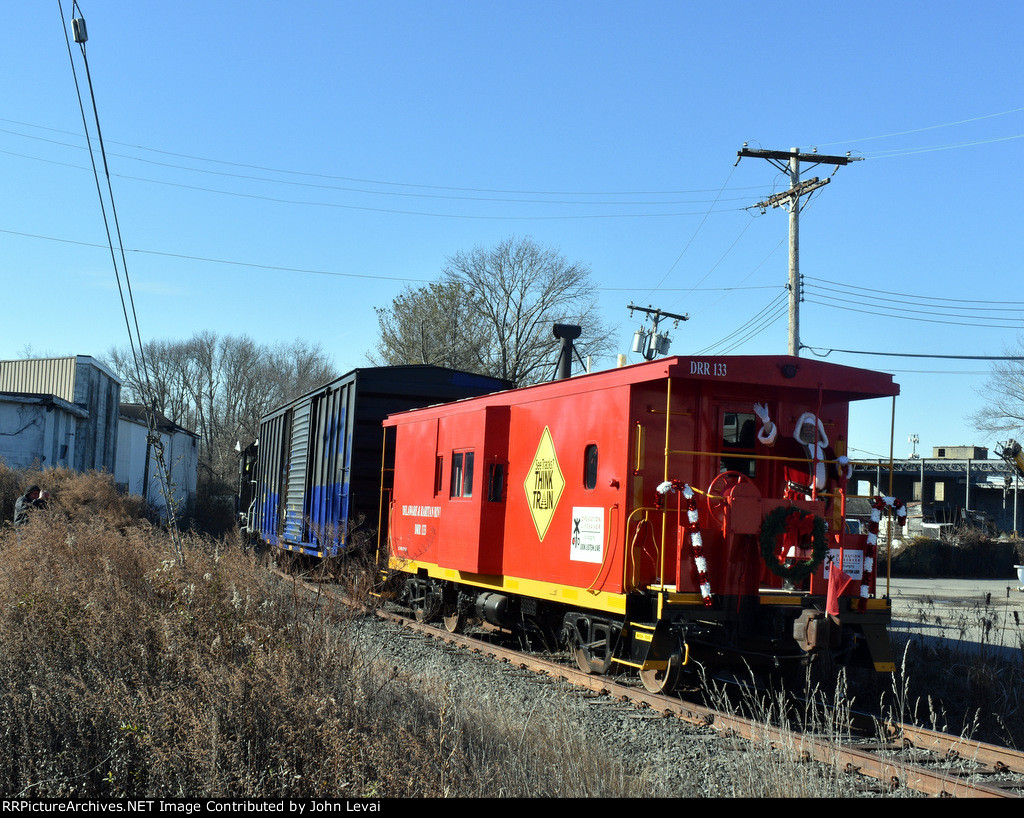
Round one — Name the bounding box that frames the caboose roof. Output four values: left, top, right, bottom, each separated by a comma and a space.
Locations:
384, 354, 898, 425
663, 354, 899, 400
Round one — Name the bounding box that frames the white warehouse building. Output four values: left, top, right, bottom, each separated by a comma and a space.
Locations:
0, 356, 198, 518
0, 356, 120, 472
115, 403, 198, 518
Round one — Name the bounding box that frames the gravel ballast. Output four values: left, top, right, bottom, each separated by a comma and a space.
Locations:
336, 608, 895, 798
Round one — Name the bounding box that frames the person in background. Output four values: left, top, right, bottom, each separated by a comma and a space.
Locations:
14, 484, 49, 527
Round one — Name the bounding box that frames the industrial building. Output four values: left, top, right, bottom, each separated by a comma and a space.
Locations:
853, 445, 1024, 539
115, 403, 199, 518
0, 356, 120, 472
0, 356, 197, 518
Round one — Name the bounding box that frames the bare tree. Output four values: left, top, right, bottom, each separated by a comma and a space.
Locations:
972, 339, 1024, 442
370, 281, 489, 372
372, 237, 614, 385
106, 333, 337, 489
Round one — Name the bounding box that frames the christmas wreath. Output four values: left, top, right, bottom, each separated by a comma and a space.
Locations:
759, 505, 828, 583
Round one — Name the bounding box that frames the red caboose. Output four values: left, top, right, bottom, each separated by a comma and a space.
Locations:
380, 354, 898, 690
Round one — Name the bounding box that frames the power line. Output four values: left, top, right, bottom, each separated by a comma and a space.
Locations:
41, 165, 753, 220
718, 306, 788, 354
665, 208, 757, 312
804, 275, 1024, 307
2, 225, 792, 295
861, 133, 1024, 159
802, 297, 1024, 329
691, 290, 788, 355
803, 346, 1024, 361
0, 226, 433, 282
802, 288, 1024, 323
637, 166, 740, 303
60, 1, 183, 559
811, 105, 1024, 148
1, 137, 759, 206
0, 117, 773, 198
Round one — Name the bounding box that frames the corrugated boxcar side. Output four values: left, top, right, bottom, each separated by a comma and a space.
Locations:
253, 366, 508, 556
305, 379, 356, 550
254, 408, 288, 545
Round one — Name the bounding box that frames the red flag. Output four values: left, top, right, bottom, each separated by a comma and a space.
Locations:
826, 560, 853, 617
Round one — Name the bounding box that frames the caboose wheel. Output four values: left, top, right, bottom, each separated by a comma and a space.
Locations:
570, 616, 617, 675
574, 645, 612, 675
413, 594, 442, 623
442, 609, 466, 633
639, 651, 682, 694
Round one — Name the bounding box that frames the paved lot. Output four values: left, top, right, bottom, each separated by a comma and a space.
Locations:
880, 574, 1024, 658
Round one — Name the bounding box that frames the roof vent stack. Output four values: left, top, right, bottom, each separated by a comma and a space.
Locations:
553, 324, 582, 381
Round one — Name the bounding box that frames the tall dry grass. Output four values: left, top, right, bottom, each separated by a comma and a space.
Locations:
883, 599, 1024, 747
5, 465, 1016, 797
0, 468, 653, 798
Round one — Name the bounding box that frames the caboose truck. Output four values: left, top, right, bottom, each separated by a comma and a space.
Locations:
378, 354, 899, 692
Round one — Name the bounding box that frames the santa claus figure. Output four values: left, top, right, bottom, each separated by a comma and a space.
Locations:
753, 403, 852, 502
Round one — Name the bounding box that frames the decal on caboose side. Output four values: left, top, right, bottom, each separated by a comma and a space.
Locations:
570, 507, 604, 563
825, 548, 864, 580
524, 426, 564, 541
401, 505, 441, 517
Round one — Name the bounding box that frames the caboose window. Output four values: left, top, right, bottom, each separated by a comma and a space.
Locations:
720, 411, 757, 477
450, 450, 475, 498
584, 444, 598, 490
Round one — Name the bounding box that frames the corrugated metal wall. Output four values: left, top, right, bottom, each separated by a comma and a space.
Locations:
0, 358, 78, 402
307, 381, 355, 551
0, 356, 121, 473
254, 411, 288, 545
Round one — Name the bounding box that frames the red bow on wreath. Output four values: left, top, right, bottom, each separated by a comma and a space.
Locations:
780, 510, 815, 558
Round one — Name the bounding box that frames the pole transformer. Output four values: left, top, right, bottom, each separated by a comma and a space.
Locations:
736, 146, 863, 356
628, 303, 689, 360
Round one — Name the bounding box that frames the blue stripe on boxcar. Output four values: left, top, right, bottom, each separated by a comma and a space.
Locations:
260, 490, 280, 545
303, 403, 352, 557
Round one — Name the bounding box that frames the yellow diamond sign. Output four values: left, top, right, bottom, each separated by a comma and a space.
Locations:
524, 426, 564, 541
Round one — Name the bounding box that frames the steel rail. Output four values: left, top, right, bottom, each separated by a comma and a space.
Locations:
277, 568, 1024, 798
400, 611, 1024, 797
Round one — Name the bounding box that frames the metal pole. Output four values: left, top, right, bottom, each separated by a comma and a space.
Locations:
966, 459, 971, 522
788, 148, 800, 357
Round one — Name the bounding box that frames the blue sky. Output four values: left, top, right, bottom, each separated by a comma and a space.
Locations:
4, 2, 1023, 462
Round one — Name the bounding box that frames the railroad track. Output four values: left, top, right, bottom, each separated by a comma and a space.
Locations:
280, 568, 1024, 798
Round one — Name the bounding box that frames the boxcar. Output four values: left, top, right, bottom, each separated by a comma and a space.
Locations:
380, 354, 900, 690
245, 365, 509, 557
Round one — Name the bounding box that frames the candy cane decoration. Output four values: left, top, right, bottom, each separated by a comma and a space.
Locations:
656, 480, 713, 607
681, 484, 713, 607
862, 495, 906, 611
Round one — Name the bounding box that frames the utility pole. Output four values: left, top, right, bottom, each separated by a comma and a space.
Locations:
736, 146, 863, 356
